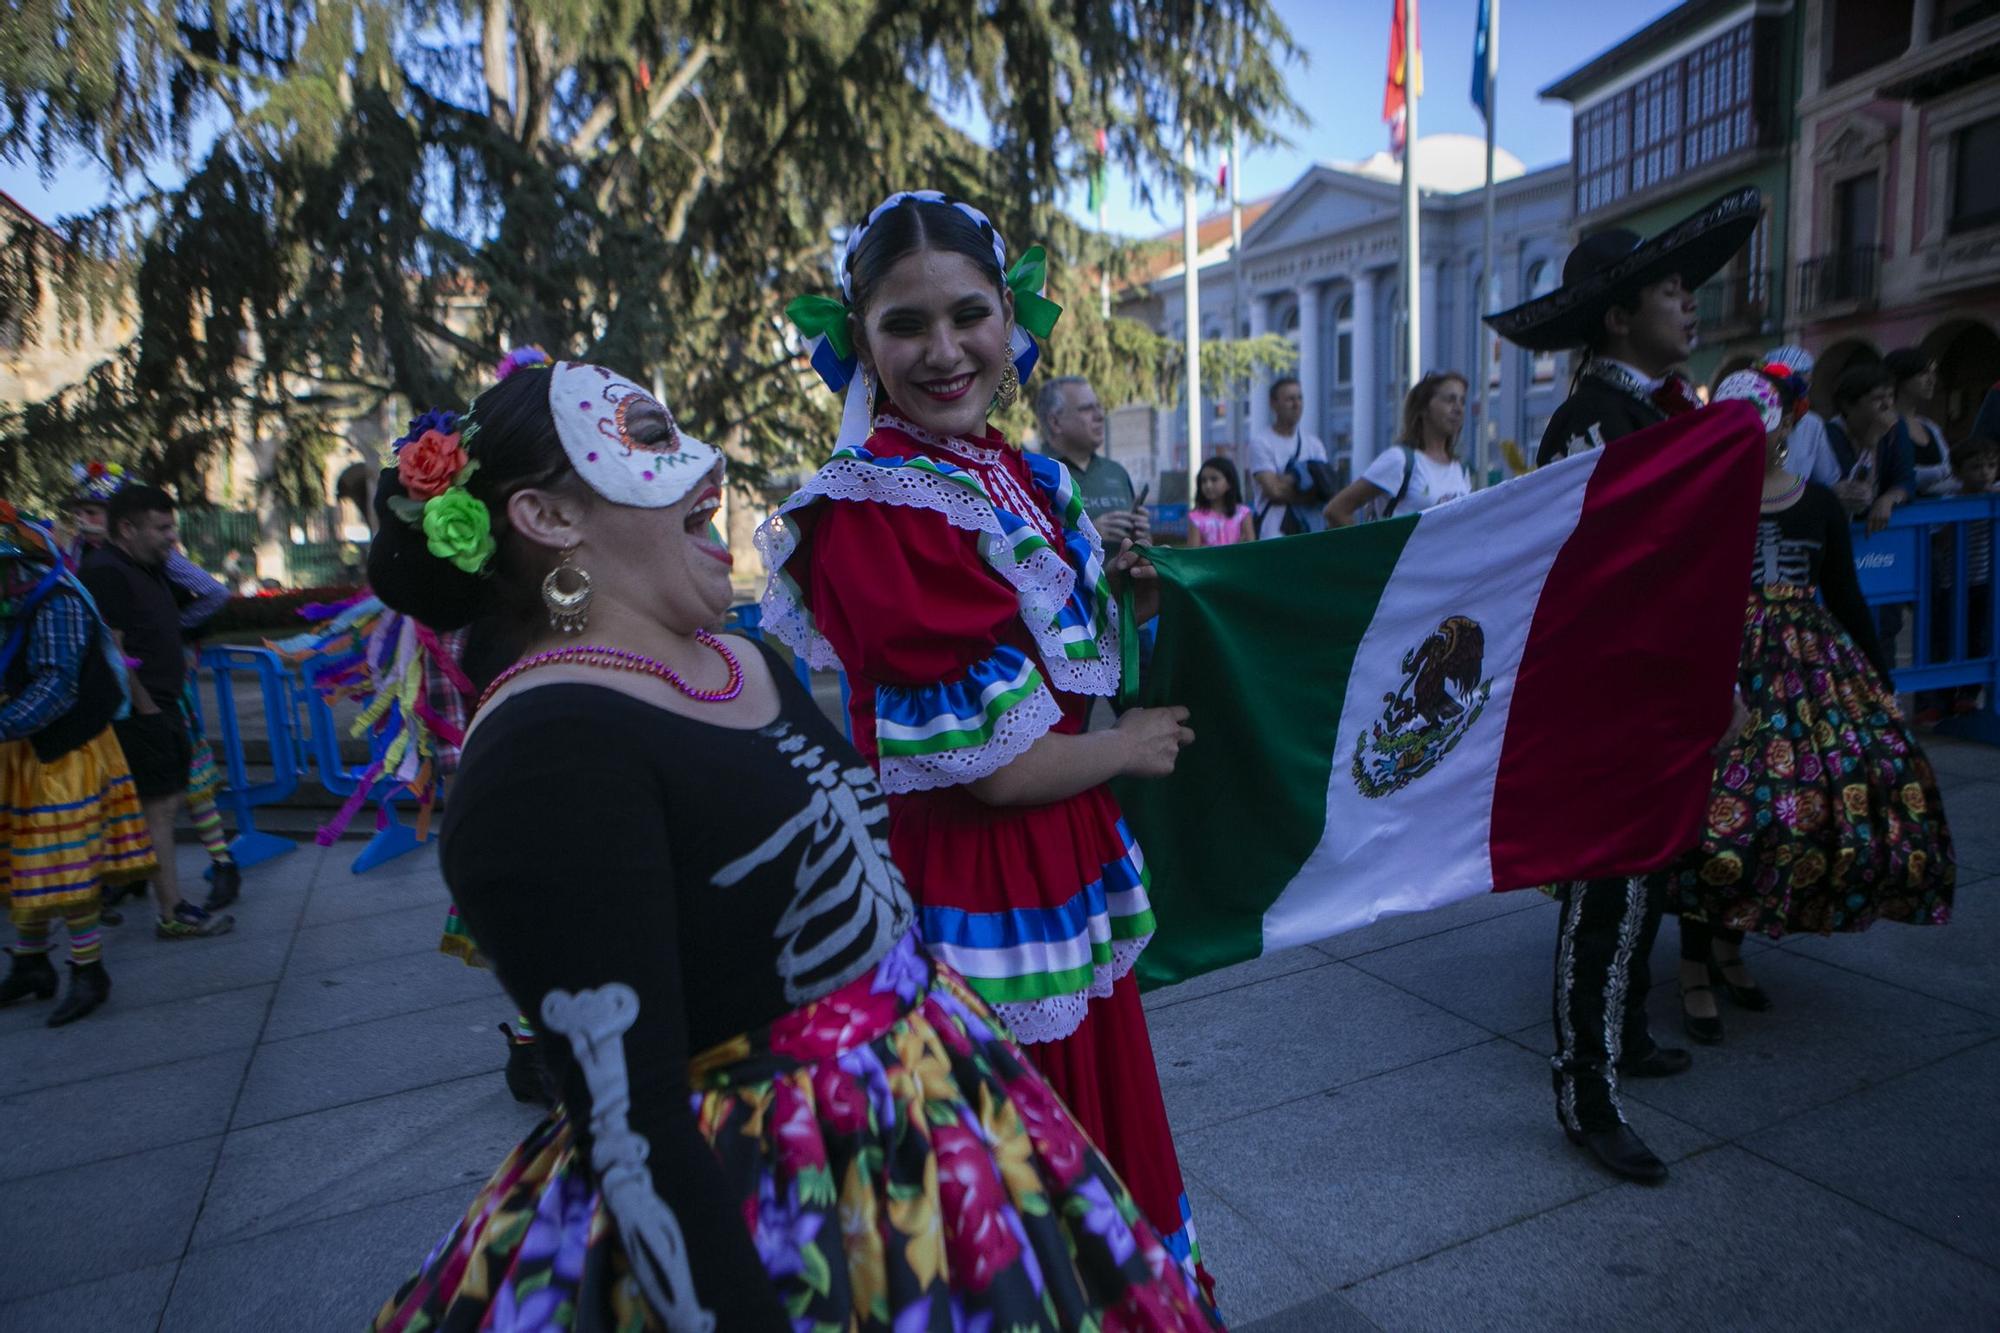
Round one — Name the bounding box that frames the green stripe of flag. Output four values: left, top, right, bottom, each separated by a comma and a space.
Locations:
1114, 520, 1419, 987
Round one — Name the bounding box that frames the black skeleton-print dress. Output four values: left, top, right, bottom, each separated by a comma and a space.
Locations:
373, 641, 1221, 1333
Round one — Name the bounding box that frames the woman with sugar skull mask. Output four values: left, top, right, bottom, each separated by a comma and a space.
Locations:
368, 349, 1219, 1332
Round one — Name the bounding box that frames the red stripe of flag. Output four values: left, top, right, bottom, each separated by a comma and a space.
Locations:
1490, 402, 1765, 887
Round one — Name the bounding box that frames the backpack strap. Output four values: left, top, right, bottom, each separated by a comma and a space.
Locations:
1383, 446, 1417, 519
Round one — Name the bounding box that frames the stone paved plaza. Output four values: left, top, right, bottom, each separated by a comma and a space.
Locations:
1, 739, 1997, 1331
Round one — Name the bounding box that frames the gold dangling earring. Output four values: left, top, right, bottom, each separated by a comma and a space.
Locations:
863, 368, 878, 422
541, 546, 593, 634
991, 321, 1020, 412
993, 359, 1020, 412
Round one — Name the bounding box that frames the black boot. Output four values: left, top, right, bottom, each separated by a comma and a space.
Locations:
501, 1024, 553, 1106
0, 950, 59, 1007
48, 960, 110, 1026
204, 861, 242, 912
1565, 1122, 1670, 1184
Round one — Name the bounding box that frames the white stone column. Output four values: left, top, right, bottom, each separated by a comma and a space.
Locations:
1296, 281, 1324, 444
1247, 293, 1271, 445
1421, 258, 1445, 376
1351, 268, 1380, 474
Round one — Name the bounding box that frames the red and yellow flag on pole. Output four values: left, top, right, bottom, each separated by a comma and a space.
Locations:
1384, 0, 1424, 153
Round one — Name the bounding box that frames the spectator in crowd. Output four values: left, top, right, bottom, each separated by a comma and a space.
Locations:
1034, 375, 1149, 547
78, 485, 233, 940
1765, 345, 1839, 487
1322, 371, 1473, 525
1825, 362, 1914, 533
1186, 458, 1256, 546
1, 502, 156, 1024
1247, 377, 1330, 539
1885, 347, 1952, 493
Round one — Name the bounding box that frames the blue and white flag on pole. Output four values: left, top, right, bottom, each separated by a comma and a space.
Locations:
1472, 0, 1494, 120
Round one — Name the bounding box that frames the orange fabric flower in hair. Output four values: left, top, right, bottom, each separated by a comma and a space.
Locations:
400, 429, 469, 500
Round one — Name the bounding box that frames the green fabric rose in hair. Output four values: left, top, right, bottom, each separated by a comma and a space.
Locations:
423, 487, 496, 574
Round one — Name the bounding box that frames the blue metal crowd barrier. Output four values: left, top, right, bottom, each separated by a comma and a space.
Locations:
190, 646, 304, 870
1851, 494, 2000, 745
294, 654, 433, 874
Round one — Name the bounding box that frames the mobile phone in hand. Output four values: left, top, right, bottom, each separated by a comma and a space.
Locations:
1131, 483, 1151, 510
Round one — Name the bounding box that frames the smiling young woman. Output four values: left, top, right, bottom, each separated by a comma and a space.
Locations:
759, 192, 1218, 1309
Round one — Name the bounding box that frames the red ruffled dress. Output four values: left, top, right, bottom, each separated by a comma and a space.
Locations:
759, 410, 1212, 1300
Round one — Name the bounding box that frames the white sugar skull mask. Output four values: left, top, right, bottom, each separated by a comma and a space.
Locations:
548, 362, 722, 507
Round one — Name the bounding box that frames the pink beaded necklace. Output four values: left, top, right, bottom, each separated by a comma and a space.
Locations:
475, 629, 745, 715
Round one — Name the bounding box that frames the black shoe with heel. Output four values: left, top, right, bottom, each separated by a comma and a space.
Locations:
1681, 984, 1724, 1044
0, 951, 58, 1007
48, 961, 110, 1026
1709, 958, 1772, 1011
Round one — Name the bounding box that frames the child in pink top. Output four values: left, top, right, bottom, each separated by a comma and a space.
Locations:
1186, 457, 1256, 546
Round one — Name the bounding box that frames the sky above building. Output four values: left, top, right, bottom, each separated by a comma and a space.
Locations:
0, 0, 1679, 234
1073, 0, 1681, 234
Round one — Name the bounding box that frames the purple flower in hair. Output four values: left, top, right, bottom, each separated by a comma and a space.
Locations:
391, 407, 459, 453
495, 345, 553, 382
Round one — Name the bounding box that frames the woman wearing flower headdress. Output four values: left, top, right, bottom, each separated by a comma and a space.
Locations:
369, 351, 1219, 1331
1657, 366, 1955, 1044
759, 191, 1214, 1301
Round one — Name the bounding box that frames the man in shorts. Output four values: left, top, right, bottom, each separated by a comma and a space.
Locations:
79, 485, 232, 939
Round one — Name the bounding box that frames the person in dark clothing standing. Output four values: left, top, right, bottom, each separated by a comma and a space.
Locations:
1486, 187, 1760, 1184
79, 486, 232, 940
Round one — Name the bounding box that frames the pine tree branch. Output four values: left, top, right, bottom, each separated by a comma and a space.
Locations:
567, 40, 714, 161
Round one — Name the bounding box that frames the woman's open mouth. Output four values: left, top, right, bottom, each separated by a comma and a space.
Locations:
683, 487, 732, 566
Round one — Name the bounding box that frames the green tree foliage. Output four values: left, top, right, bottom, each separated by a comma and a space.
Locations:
0, 0, 1301, 506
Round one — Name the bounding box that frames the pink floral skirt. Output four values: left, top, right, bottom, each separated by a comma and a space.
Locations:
373, 932, 1221, 1331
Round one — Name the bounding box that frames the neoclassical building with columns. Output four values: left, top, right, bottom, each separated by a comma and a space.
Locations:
1113, 135, 1573, 501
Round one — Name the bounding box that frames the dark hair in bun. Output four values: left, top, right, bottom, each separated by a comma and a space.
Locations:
366, 363, 577, 684
845, 198, 1006, 317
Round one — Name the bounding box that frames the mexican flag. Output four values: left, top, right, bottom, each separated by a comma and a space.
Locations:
1119, 403, 1764, 987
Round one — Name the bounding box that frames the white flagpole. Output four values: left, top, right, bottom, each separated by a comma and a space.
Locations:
1400, 0, 1421, 405
1230, 122, 1244, 449
1477, 0, 1500, 486
1184, 131, 1203, 471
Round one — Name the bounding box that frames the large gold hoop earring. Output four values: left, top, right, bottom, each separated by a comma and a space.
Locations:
542, 546, 593, 634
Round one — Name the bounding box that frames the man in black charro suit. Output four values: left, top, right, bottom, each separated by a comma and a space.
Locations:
1485, 188, 1761, 1184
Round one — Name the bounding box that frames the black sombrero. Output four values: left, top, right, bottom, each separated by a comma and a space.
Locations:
1484, 187, 1762, 352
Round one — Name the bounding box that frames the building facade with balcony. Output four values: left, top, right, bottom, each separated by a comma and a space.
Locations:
1117, 136, 1571, 499
1540, 0, 1803, 390
1789, 0, 2000, 439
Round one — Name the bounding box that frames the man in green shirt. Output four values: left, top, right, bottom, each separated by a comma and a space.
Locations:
1034, 376, 1150, 547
